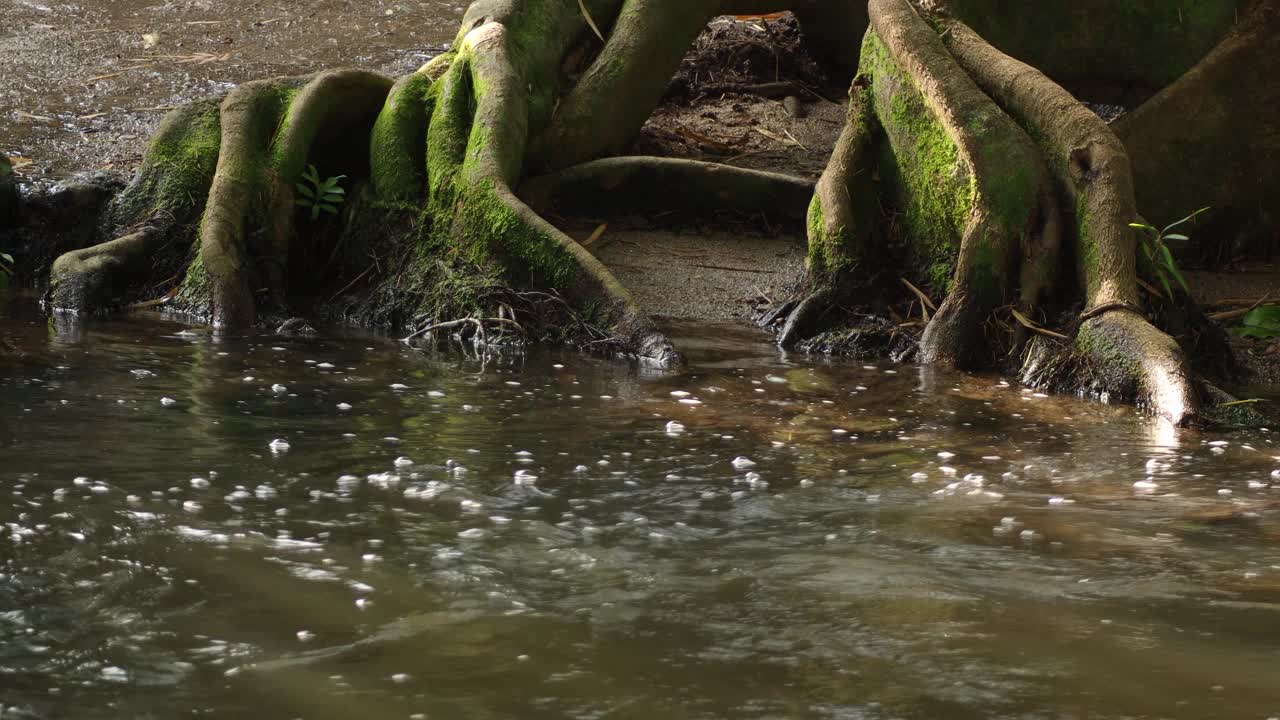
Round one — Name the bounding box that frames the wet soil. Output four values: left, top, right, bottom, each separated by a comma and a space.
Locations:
588, 14, 842, 324
562, 218, 807, 323
1, 0, 463, 179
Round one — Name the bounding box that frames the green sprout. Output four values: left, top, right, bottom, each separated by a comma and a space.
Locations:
1129, 206, 1208, 301
295, 164, 346, 221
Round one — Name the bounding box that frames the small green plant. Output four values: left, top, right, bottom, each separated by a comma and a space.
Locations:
1129, 207, 1208, 301
295, 164, 346, 221
1234, 304, 1280, 340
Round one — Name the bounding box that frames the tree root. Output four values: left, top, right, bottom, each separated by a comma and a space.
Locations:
48, 100, 222, 314
520, 155, 814, 220
860, 0, 1051, 370
805, 75, 878, 284
49, 228, 164, 311
425, 12, 680, 365
190, 79, 298, 327
370, 72, 434, 202
778, 287, 835, 348
939, 16, 1199, 424
529, 0, 721, 171
38, 0, 1243, 420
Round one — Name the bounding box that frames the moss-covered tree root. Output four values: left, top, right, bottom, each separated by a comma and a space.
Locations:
786, 0, 1199, 423
520, 156, 815, 220
939, 16, 1198, 425
42, 0, 1257, 421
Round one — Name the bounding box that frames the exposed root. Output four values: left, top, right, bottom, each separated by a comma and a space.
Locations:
47, 100, 223, 314
862, 0, 1049, 369
402, 315, 524, 344
531, 0, 721, 171
186, 79, 297, 327
520, 155, 814, 220
805, 76, 878, 284
940, 15, 1199, 424
34, 0, 1246, 422
488, 184, 680, 365
263, 69, 393, 287
370, 72, 434, 202
49, 228, 164, 311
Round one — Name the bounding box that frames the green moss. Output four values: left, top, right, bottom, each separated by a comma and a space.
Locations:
458, 181, 579, 290
267, 85, 302, 171
114, 100, 222, 223
175, 251, 211, 315
426, 56, 474, 215
806, 195, 826, 270
805, 81, 879, 283
862, 31, 972, 295
1076, 319, 1141, 382
860, 27, 1042, 307
1075, 197, 1100, 298
370, 72, 434, 202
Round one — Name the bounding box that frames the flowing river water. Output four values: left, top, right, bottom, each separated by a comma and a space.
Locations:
1, 297, 1278, 719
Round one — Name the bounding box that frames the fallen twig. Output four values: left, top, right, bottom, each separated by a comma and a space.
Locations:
1010, 307, 1070, 340
1208, 293, 1270, 322
581, 223, 608, 248
327, 263, 377, 302
401, 316, 523, 343
691, 263, 774, 274
899, 277, 937, 320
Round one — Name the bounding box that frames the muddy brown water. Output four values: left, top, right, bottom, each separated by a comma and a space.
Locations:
2, 295, 1280, 719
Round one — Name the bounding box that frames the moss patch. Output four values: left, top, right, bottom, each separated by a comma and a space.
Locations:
861, 31, 973, 295
370, 72, 434, 202
112, 99, 222, 224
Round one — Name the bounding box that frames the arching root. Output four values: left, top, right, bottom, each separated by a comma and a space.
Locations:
804, 75, 879, 285
520, 156, 814, 219
939, 16, 1199, 424
49, 228, 164, 311
401, 9, 680, 364
185, 70, 392, 327
529, 0, 722, 172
